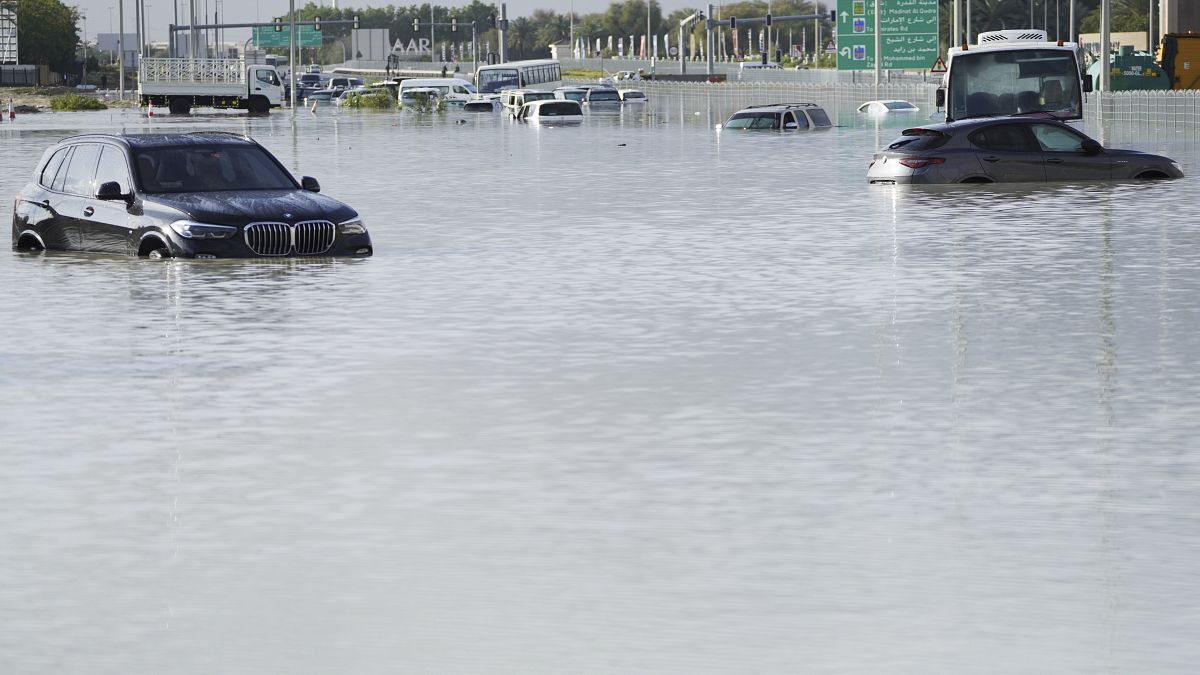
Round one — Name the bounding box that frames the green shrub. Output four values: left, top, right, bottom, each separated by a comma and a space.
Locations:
49, 93, 108, 111
340, 90, 396, 110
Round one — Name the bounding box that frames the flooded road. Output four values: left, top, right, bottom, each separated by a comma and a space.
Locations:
2, 100, 1200, 673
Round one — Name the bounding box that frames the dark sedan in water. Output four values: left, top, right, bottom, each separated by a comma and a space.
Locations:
867, 117, 1183, 185
12, 132, 372, 258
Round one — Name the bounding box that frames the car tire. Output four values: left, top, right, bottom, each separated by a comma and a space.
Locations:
146, 247, 172, 260
248, 96, 271, 115
168, 97, 191, 115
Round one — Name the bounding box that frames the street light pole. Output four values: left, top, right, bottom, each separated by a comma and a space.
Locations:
288, 0, 296, 112
118, 0, 124, 99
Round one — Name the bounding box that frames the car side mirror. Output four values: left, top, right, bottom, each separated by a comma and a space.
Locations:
935, 88, 946, 108
96, 180, 133, 204
1082, 74, 1094, 93
784, 122, 798, 130
1081, 138, 1103, 155
301, 176, 321, 192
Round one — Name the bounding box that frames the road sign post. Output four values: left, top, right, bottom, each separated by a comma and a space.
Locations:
835, 0, 938, 71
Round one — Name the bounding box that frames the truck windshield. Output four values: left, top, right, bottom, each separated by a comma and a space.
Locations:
133, 146, 298, 193
948, 49, 1082, 120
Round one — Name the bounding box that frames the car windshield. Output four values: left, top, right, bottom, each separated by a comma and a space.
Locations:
589, 90, 620, 101
726, 112, 780, 129
884, 101, 917, 110
133, 145, 297, 193
526, 92, 556, 101
560, 90, 585, 101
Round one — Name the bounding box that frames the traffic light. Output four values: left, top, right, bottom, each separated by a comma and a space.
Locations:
314, 16, 321, 32
728, 16, 736, 30
353, 15, 359, 29
274, 17, 282, 32
775, 48, 782, 62
413, 18, 420, 31
451, 17, 457, 32
765, 13, 772, 27
829, 9, 836, 22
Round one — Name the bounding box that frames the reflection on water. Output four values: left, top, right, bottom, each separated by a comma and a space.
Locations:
2, 101, 1200, 674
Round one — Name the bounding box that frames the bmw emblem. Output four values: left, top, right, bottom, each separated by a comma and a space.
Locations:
283, 212, 294, 220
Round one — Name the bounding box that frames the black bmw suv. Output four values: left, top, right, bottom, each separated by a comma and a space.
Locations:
12, 132, 372, 259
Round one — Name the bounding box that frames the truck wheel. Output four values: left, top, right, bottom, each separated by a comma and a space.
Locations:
248, 96, 271, 115
168, 97, 191, 115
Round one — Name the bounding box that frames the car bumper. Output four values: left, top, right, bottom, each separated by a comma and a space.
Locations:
165, 232, 374, 259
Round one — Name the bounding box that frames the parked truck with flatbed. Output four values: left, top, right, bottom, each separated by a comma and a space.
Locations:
138, 57, 284, 115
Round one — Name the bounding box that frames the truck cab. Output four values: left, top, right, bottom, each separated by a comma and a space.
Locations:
937, 30, 1092, 122
138, 58, 284, 115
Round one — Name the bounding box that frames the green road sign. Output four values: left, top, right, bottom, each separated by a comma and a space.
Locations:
835, 0, 938, 71
252, 25, 323, 49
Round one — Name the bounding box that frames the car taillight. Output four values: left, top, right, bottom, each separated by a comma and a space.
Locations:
898, 157, 946, 169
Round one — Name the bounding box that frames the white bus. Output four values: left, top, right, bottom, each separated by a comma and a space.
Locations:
937, 29, 1092, 122
475, 59, 562, 95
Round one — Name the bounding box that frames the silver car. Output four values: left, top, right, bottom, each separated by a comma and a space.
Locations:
868, 117, 1183, 184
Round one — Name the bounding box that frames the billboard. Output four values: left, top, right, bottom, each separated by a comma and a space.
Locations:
0, 1, 17, 65
350, 29, 389, 62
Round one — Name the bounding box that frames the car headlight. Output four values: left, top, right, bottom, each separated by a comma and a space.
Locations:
169, 220, 238, 239
338, 217, 367, 235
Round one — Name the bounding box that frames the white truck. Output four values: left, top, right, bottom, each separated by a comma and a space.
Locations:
138, 57, 284, 115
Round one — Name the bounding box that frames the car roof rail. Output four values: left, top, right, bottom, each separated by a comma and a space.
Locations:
184, 131, 253, 141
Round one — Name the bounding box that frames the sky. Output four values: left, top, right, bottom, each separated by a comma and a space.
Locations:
80, 0, 701, 43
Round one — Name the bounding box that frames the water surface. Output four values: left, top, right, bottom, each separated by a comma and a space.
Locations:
1, 100, 1199, 673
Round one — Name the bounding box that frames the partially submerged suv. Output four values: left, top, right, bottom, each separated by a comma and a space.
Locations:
723, 103, 833, 130
12, 132, 372, 258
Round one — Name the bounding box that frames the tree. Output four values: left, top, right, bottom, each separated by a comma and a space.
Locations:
16, 0, 79, 72
1080, 0, 1147, 33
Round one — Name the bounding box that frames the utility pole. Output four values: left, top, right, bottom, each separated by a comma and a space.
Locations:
289, 0, 296, 112
498, 3, 508, 63
118, 0, 124, 99
873, 0, 880, 85
429, 4, 435, 64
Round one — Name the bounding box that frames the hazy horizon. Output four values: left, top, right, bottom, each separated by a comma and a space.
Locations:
79, 0, 702, 43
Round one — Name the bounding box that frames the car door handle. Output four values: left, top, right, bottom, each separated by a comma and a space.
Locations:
1045, 158, 1064, 164
254, 87, 262, 91
83, 206, 95, 217
982, 156, 1000, 163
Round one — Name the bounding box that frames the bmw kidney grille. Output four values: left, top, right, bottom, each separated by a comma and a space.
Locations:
244, 220, 336, 256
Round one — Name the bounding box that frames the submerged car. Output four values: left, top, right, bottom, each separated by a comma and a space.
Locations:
514, 99, 583, 123
857, 99, 920, 114
12, 132, 373, 258
723, 103, 833, 131
867, 117, 1184, 184
553, 86, 588, 102
582, 86, 622, 105
619, 89, 647, 102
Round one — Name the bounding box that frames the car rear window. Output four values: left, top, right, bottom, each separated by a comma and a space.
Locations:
886, 129, 950, 151
133, 145, 297, 193
538, 102, 580, 117
807, 108, 832, 127
589, 90, 620, 101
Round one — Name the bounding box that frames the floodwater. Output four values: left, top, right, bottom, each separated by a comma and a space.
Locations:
2, 98, 1200, 674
